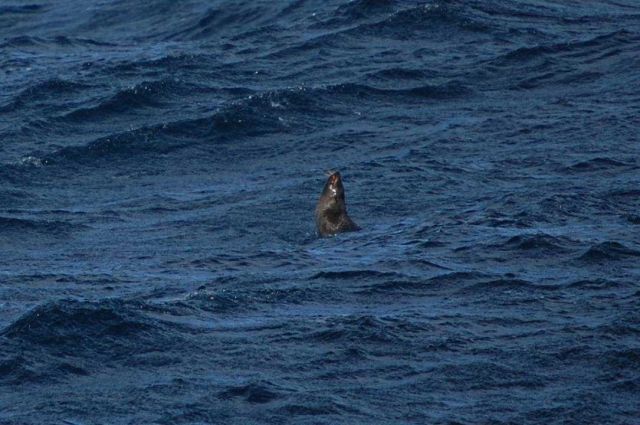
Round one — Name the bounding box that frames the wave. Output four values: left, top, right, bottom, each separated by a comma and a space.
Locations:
179, 283, 324, 314
0, 4, 43, 14
494, 30, 634, 65
183, 290, 250, 314
0, 216, 85, 237
491, 233, 573, 254
0, 79, 90, 113
425, 271, 492, 285
42, 102, 285, 164
26, 82, 332, 164
106, 58, 252, 98
332, 0, 396, 19
0, 35, 115, 49
0, 299, 182, 383
320, 2, 490, 37
0, 299, 179, 358
566, 279, 627, 291
407, 239, 449, 249
0, 355, 37, 384
319, 347, 370, 365
611, 377, 640, 393
563, 157, 633, 173
483, 30, 637, 89
0, 188, 32, 206
308, 315, 428, 344
330, 81, 472, 100
2, 300, 142, 342
602, 349, 640, 370
577, 242, 640, 263
110, 52, 216, 74
457, 278, 561, 295
61, 79, 192, 122
434, 362, 545, 390
607, 188, 640, 200
0, 354, 89, 385
165, 0, 478, 45
467, 207, 537, 228
369, 3, 490, 33
359, 279, 435, 295
276, 403, 343, 416
311, 270, 404, 280
218, 380, 284, 404
627, 215, 640, 225
11, 79, 467, 167
537, 193, 595, 219
0, 35, 46, 48
2, 272, 130, 287
316, 0, 398, 29
598, 313, 640, 338
269, 2, 492, 59
366, 66, 433, 83
166, 4, 277, 41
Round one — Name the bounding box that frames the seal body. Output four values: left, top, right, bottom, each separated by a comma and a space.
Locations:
315, 171, 359, 236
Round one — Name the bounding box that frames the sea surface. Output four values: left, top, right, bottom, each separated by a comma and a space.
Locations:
1, 1, 639, 424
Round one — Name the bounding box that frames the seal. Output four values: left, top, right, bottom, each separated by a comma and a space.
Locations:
315, 171, 360, 236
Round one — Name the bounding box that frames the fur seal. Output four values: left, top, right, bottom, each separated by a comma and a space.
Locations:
315, 171, 360, 236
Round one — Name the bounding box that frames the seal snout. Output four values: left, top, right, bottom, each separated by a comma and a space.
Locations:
327, 171, 340, 186
329, 173, 341, 196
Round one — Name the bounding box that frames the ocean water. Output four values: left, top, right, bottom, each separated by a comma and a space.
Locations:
1, 0, 639, 423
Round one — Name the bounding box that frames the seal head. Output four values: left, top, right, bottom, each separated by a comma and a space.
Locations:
315, 171, 360, 236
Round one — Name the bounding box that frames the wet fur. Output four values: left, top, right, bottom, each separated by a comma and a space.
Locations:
315, 171, 359, 236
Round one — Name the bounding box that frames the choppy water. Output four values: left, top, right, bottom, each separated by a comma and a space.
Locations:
1, 1, 640, 424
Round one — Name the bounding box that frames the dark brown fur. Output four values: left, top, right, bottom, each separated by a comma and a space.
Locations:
315, 171, 359, 236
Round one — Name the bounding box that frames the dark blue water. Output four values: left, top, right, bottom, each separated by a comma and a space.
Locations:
1, 1, 639, 423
